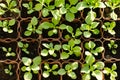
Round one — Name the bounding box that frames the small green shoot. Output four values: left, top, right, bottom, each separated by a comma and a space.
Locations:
108, 40, 118, 54
2, 47, 16, 57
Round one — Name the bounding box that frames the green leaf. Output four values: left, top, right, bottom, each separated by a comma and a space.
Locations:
22, 57, 32, 66
42, 43, 50, 48
69, 7, 78, 13
112, 63, 117, 70
69, 0, 78, 5
41, 49, 48, 56
73, 46, 81, 53
24, 31, 32, 36
42, 8, 49, 17
68, 39, 75, 47
22, 3, 29, 9
85, 54, 95, 65
55, 0, 64, 7
31, 64, 40, 72
40, 22, 53, 29
0, 3, 7, 8
65, 12, 75, 22
71, 62, 78, 70
65, 64, 71, 70
58, 68, 66, 75
51, 10, 61, 21
68, 71, 77, 79
54, 45, 61, 51
60, 52, 69, 59
9, 19, 15, 26
34, 3, 43, 11
18, 42, 23, 47
83, 31, 91, 38
80, 24, 89, 31
48, 49, 54, 55
110, 11, 117, 20
48, 30, 54, 36
91, 22, 99, 29
66, 25, 73, 33
81, 64, 90, 73
33, 56, 41, 65
82, 74, 91, 80
85, 41, 96, 50
11, 8, 20, 13
60, 7, 67, 14
95, 47, 104, 53
31, 17, 38, 25
62, 44, 70, 50
93, 62, 105, 70
59, 24, 67, 30
76, 2, 88, 10
85, 10, 96, 24
44, 63, 50, 69
52, 64, 58, 70
43, 71, 50, 78
2, 47, 7, 52
98, 2, 106, 8
92, 29, 100, 34
24, 72, 32, 80
0, 9, 5, 15
92, 70, 103, 80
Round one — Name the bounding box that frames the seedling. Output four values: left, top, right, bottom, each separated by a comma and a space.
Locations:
18, 41, 29, 54
60, 39, 81, 59
41, 43, 61, 57
59, 0, 78, 22
102, 21, 116, 35
59, 24, 82, 40
76, 0, 106, 23
0, 0, 20, 15
23, 0, 62, 21
84, 41, 104, 56
0, 19, 15, 33
80, 20, 100, 38
24, 16, 42, 36
81, 52, 104, 80
103, 63, 117, 80
22, 0, 43, 14
4, 64, 13, 76
58, 62, 78, 79
39, 18, 61, 36
2, 47, 16, 57
21, 56, 41, 80
105, 0, 120, 20
42, 63, 59, 78
76, 0, 106, 11
108, 40, 118, 54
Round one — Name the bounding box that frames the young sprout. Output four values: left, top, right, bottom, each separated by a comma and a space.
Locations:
21, 56, 41, 80
18, 41, 29, 54
103, 63, 117, 80
105, 0, 120, 20
84, 41, 104, 56
41, 43, 61, 57
58, 62, 78, 79
42, 63, 59, 78
24, 16, 42, 36
108, 40, 118, 54
0, 0, 20, 15
81, 53, 105, 80
102, 21, 116, 35
2, 47, 16, 57
4, 64, 13, 76
0, 19, 16, 33
60, 39, 81, 59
